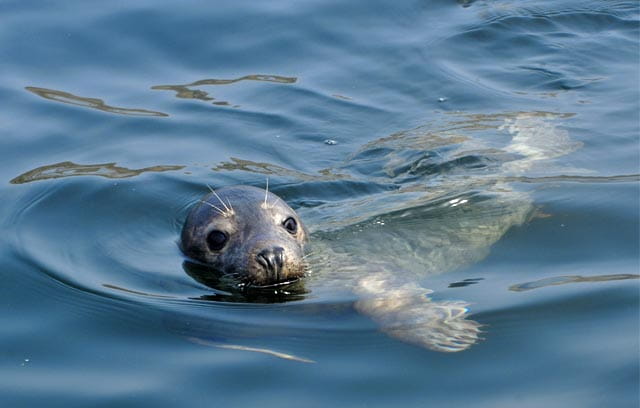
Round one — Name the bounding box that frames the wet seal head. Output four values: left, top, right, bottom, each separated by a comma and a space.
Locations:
180, 185, 308, 288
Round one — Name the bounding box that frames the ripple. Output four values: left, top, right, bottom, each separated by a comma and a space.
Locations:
7, 179, 198, 304
10, 161, 185, 184
186, 337, 316, 364
502, 174, 640, 184
152, 74, 297, 107
25, 86, 168, 117
433, 2, 639, 97
509, 273, 640, 292
213, 157, 349, 182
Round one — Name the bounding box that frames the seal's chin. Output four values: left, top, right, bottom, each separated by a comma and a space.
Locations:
182, 260, 308, 303
182, 259, 306, 292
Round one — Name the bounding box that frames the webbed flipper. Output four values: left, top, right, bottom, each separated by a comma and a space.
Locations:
355, 273, 481, 352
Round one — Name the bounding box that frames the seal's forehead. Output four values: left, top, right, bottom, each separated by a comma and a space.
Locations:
212, 185, 294, 217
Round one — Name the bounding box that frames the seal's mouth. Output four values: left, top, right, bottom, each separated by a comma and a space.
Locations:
241, 277, 301, 290
183, 259, 305, 289
182, 260, 308, 302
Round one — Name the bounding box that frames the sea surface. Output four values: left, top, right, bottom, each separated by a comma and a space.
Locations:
1, 0, 639, 407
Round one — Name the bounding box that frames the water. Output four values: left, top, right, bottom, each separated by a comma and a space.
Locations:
1, 0, 639, 406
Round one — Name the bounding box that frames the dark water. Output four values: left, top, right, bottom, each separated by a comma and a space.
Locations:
2, 0, 639, 406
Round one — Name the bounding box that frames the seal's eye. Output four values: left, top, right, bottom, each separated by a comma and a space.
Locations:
206, 230, 228, 251
283, 217, 298, 234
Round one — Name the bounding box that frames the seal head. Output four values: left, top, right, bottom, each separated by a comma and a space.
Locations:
181, 185, 308, 287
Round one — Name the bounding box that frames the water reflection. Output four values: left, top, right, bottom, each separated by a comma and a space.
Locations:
102, 284, 176, 299
152, 74, 297, 107
187, 337, 315, 364
214, 157, 347, 181
510, 274, 640, 292
25, 87, 168, 117
10, 161, 184, 184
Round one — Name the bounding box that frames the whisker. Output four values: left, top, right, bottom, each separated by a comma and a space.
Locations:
264, 177, 269, 208
210, 189, 231, 213
198, 200, 225, 215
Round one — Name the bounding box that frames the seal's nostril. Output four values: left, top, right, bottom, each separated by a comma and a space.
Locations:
256, 247, 286, 282
256, 251, 270, 269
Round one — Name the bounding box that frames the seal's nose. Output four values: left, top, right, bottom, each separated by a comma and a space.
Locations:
256, 246, 285, 282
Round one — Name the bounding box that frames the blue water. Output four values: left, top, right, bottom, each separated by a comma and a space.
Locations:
1, 0, 639, 406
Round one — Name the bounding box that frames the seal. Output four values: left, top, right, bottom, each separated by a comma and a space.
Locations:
180, 112, 581, 353
180, 185, 308, 287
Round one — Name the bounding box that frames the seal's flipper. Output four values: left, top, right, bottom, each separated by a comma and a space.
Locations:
355, 273, 481, 352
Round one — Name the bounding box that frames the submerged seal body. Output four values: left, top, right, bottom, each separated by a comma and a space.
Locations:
181, 185, 308, 287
